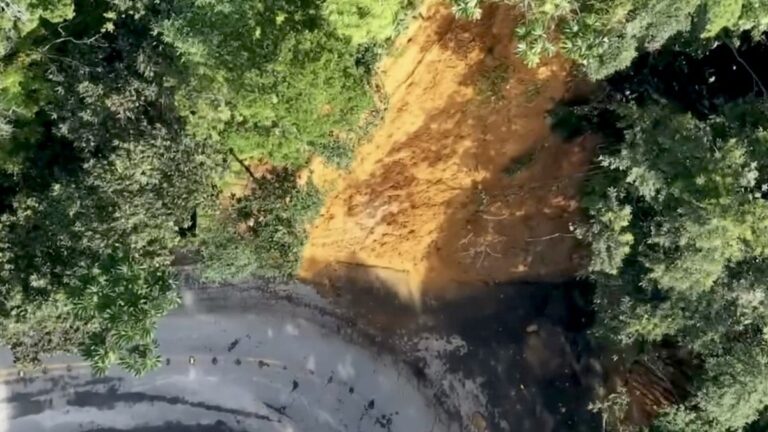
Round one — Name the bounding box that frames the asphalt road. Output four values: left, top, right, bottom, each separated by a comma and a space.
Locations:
0, 278, 603, 432
0, 282, 449, 432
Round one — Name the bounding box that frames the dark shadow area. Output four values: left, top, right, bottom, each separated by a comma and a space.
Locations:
299, 3, 600, 429
429, 280, 600, 432
0, 170, 19, 214
307, 255, 601, 432
606, 33, 768, 116
7, 112, 84, 195
551, 31, 768, 142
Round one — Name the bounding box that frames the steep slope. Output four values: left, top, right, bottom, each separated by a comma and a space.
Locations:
300, 0, 594, 305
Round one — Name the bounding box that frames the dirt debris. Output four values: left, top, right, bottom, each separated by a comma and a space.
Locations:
301, 156, 344, 194
300, 0, 594, 305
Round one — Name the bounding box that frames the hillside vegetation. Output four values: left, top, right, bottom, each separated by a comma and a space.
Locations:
0, 0, 406, 374
452, 0, 768, 78
3, 0, 768, 430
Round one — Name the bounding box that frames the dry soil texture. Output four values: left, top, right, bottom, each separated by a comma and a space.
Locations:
300, 0, 594, 305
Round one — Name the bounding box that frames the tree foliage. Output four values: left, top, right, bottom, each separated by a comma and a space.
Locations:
0, 0, 219, 373
1, 0, 74, 56
579, 100, 768, 431
197, 168, 322, 281
324, 0, 408, 45
159, 0, 397, 284
0, 0, 399, 372
158, 0, 375, 166
450, 0, 768, 78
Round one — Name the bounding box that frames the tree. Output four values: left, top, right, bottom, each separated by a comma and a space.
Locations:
156, 0, 386, 284
1, 0, 74, 56
0, 184, 181, 375
196, 167, 322, 281
0, 0, 220, 373
157, 0, 374, 166
324, 0, 407, 45
450, 0, 768, 78
0, 0, 392, 370
579, 100, 768, 430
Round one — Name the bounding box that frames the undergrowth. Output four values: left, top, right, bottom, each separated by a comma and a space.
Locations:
197, 168, 323, 282
477, 63, 510, 102
195, 0, 417, 282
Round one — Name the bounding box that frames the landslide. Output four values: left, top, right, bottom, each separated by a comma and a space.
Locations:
300, 0, 594, 305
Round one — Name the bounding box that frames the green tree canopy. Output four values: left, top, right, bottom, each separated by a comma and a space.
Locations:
0, 0, 220, 373
1, 0, 74, 56
0, 0, 390, 373
451, 0, 768, 78
579, 100, 768, 430
157, 0, 374, 166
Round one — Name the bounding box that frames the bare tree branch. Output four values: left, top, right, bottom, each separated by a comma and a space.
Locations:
228, 148, 259, 184
726, 40, 767, 97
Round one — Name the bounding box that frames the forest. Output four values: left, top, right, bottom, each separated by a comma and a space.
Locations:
2, 0, 768, 430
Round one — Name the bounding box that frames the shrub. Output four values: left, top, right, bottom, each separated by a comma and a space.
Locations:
450, 0, 768, 78
198, 168, 322, 280
580, 101, 768, 430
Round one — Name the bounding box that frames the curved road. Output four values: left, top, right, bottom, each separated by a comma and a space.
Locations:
0, 279, 602, 432
0, 283, 449, 432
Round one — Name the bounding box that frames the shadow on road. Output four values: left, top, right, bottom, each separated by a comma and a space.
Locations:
304, 267, 602, 432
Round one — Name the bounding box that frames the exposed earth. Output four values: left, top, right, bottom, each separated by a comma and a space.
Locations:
299, 0, 595, 305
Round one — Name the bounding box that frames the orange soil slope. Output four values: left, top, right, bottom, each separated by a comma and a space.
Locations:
299, 0, 594, 305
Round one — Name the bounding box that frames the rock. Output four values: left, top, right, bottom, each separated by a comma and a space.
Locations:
471, 411, 488, 432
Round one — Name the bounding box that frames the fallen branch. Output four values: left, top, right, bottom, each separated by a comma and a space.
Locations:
481, 212, 509, 220
726, 40, 767, 96
228, 148, 259, 184
40, 34, 104, 52
526, 232, 575, 241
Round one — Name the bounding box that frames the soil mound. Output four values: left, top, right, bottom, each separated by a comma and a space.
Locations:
300, 0, 594, 305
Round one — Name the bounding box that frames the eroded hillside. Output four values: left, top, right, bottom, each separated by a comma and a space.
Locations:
300, 0, 594, 305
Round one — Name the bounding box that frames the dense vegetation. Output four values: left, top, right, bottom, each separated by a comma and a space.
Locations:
159, 0, 374, 166
0, 0, 404, 372
578, 100, 768, 431
3, 0, 768, 430
195, 167, 323, 282
451, 0, 768, 78
558, 28, 768, 432
0, 0, 220, 374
